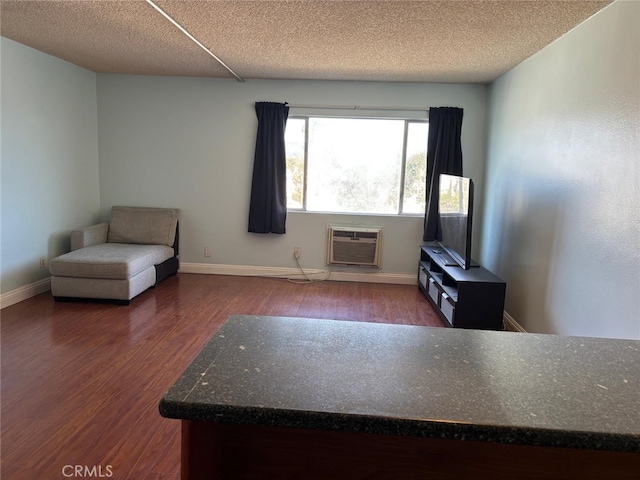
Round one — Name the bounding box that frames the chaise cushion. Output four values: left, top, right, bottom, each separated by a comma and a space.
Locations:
50, 243, 175, 280
107, 206, 178, 247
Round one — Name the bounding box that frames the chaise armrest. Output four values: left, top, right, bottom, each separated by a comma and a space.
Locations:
70, 223, 109, 251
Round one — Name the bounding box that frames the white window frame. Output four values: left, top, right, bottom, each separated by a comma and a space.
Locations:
286, 115, 428, 216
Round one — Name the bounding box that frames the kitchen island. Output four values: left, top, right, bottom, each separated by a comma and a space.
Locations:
159, 315, 640, 479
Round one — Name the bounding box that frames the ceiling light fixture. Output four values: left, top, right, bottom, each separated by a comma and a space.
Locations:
144, 0, 245, 83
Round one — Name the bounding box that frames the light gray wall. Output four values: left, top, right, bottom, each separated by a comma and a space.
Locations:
0, 38, 100, 294
97, 76, 488, 275
481, 1, 639, 339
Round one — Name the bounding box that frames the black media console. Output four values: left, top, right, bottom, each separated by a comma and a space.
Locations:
418, 244, 506, 330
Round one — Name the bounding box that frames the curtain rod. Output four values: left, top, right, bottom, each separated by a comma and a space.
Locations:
144, 0, 245, 83
286, 103, 429, 112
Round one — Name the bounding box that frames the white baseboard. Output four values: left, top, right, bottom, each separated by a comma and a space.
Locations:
1, 278, 51, 309
0, 264, 416, 309
503, 311, 526, 332
179, 263, 417, 285
0, 271, 521, 334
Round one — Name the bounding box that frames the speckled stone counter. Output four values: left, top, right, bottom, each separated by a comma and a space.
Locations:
160, 315, 640, 479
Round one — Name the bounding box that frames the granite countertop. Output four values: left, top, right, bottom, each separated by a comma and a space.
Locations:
159, 315, 640, 452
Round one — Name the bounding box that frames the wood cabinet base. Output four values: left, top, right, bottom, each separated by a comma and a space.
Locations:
181, 420, 639, 480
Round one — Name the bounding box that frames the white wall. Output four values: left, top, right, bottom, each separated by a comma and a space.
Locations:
481, 1, 640, 339
96, 76, 488, 277
1, 38, 100, 296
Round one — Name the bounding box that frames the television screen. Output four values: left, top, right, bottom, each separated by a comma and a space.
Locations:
438, 174, 474, 270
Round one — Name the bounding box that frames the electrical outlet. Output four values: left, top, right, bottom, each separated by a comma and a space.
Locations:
204, 247, 211, 257
39, 256, 46, 268
294, 247, 301, 259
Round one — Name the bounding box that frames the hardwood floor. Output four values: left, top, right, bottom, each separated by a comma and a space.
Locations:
1, 274, 443, 480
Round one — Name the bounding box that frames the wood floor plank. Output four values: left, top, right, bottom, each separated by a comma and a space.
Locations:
1, 273, 443, 479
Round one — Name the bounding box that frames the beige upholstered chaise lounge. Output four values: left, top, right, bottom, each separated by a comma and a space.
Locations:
49, 206, 179, 304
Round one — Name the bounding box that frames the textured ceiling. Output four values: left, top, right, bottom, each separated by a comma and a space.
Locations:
1, 0, 613, 83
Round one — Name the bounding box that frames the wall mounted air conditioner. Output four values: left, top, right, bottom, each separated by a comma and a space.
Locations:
327, 226, 382, 267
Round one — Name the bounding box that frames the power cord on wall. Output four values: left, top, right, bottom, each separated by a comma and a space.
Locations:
251, 256, 331, 284
287, 257, 315, 284
286, 257, 332, 284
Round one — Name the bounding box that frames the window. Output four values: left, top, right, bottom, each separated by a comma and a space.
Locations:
285, 116, 428, 215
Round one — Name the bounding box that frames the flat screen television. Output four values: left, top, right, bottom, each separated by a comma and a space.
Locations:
438, 173, 475, 270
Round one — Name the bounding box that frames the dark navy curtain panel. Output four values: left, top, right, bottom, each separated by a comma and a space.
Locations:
423, 107, 464, 242
248, 102, 290, 234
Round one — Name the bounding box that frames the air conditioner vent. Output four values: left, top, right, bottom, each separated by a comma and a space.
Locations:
327, 226, 382, 267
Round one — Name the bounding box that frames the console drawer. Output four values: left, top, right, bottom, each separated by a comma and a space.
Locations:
418, 267, 428, 290
428, 278, 440, 306
441, 293, 455, 324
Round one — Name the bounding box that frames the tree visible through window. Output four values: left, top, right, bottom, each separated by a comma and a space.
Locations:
285, 116, 428, 215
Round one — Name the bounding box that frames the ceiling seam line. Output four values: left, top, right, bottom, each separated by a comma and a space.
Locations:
144, 0, 245, 83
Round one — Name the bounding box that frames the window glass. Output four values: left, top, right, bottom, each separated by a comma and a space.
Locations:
306, 118, 404, 214
402, 122, 428, 214
285, 116, 428, 215
284, 118, 306, 209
